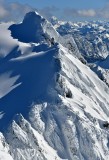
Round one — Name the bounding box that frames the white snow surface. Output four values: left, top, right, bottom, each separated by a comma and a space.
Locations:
0, 133, 13, 160
0, 11, 109, 160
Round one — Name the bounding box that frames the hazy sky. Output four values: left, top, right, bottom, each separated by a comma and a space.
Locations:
7, 0, 107, 9
1, 0, 109, 22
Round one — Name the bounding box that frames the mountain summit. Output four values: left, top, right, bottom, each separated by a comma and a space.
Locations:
9, 11, 60, 44
0, 11, 109, 160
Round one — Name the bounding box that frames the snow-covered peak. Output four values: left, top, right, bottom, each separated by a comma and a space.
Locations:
8, 11, 80, 58
8, 11, 60, 45
23, 11, 44, 25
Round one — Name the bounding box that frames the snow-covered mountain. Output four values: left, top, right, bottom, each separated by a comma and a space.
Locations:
1, 11, 109, 160
52, 19, 109, 61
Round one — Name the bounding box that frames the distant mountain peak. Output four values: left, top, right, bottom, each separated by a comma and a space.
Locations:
50, 16, 58, 25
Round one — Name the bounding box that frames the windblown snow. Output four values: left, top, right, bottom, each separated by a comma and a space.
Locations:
0, 11, 109, 160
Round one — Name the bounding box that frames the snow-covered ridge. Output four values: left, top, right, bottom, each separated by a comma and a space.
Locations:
0, 11, 109, 160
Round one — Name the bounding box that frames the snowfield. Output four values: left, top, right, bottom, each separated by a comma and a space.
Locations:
0, 11, 109, 160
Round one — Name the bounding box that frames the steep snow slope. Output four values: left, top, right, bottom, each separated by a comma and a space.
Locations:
0, 11, 109, 160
